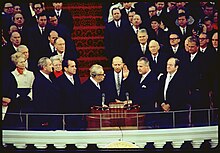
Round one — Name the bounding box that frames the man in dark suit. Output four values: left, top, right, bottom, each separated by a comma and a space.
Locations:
171, 13, 194, 45
48, 13, 77, 53
27, 2, 44, 27
102, 56, 134, 104
2, 31, 21, 71
55, 59, 82, 130
183, 36, 209, 126
30, 57, 62, 130
166, 33, 188, 70
120, 2, 136, 22
2, 70, 17, 129
132, 57, 159, 127
146, 40, 170, 79
80, 64, 106, 113
27, 12, 52, 67
125, 28, 149, 74
104, 7, 130, 60
51, 2, 73, 33
46, 30, 59, 57
126, 14, 143, 45
158, 57, 189, 128
12, 12, 29, 45
52, 37, 77, 61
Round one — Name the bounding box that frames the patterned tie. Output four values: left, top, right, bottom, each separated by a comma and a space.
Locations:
116, 73, 121, 96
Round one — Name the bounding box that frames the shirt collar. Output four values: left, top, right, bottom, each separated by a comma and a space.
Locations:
141, 69, 151, 80
90, 77, 100, 89
12, 45, 17, 51
40, 70, 51, 81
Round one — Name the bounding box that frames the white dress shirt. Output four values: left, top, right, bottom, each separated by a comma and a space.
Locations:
140, 69, 151, 83
40, 70, 51, 82
190, 52, 198, 62
163, 71, 176, 101
90, 77, 100, 89
64, 72, 74, 85
200, 47, 207, 53
114, 19, 121, 28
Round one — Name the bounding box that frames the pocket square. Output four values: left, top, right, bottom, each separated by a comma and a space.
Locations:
142, 85, 147, 88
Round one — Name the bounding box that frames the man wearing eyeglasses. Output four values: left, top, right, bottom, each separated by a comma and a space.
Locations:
80, 64, 106, 112
166, 33, 188, 65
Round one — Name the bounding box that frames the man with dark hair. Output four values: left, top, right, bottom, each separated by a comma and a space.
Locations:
104, 7, 130, 60
27, 12, 52, 66
54, 59, 82, 130
132, 57, 159, 127
172, 13, 193, 44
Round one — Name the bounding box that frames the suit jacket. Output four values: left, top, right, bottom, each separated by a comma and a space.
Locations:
132, 71, 159, 112
120, 7, 136, 22
158, 71, 189, 110
80, 78, 105, 113
54, 73, 81, 113
102, 70, 135, 103
104, 19, 130, 59
146, 50, 170, 77
32, 72, 61, 113
125, 43, 149, 73
165, 45, 189, 72
2, 70, 17, 114
183, 51, 209, 108
27, 24, 52, 65
52, 9, 73, 33
171, 25, 193, 45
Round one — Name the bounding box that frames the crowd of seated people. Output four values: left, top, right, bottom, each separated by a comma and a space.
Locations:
1, 2, 218, 130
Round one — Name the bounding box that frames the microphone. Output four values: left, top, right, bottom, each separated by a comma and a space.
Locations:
101, 93, 105, 107
125, 92, 130, 107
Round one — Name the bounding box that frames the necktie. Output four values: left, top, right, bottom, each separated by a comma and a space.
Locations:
116, 21, 119, 28
153, 56, 157, 64
116, 73, 121, 95
97, 83, 100, 89
41, 28, 45, 35
57, 11, 60, 18
142, 46, 145, 54
70, 76, 74, 85
183, 28, 186, 35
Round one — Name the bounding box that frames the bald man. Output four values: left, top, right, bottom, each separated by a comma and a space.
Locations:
102, 56, 134, 104
146, 40, 170, 78
52, 37, 77, 61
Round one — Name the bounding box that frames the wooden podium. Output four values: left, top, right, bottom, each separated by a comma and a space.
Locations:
86, 102, 145, 130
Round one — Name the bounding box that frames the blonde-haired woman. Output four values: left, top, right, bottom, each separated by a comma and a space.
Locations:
10, 52, 35, 129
